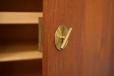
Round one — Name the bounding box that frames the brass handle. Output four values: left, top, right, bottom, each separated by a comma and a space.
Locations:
55, 25, 72, 51
61, 28, 72, 49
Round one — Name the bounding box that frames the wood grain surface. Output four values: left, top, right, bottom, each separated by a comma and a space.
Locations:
43, 0, 114, 76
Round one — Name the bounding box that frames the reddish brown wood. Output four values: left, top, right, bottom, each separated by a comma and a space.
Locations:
80, 0, 113, 76
43, 0, 84, 76
0, 0, 42, 12
43, 0, 114, 76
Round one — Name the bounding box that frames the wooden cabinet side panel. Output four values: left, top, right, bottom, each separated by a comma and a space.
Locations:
43, 0, 84, 76
43, 0, 114, 76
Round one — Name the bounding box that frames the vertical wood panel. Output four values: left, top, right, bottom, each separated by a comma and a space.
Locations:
43, 0, 114, 76
82, 0, 114, 75
80, 0, 113, 76
43, 0, 84, 76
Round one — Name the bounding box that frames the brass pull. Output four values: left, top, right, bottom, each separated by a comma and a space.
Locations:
61, 28, 72, 49
55, 25, 72, 51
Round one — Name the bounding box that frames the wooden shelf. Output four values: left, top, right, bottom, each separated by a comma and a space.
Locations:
0, 42, 42, 62
0, 51, 42, 62
0, 12, 43, 24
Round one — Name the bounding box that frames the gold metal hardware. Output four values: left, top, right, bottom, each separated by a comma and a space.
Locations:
55, 25, 72, 51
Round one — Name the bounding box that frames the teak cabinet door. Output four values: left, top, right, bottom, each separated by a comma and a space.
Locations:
43, 0, 114, 76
